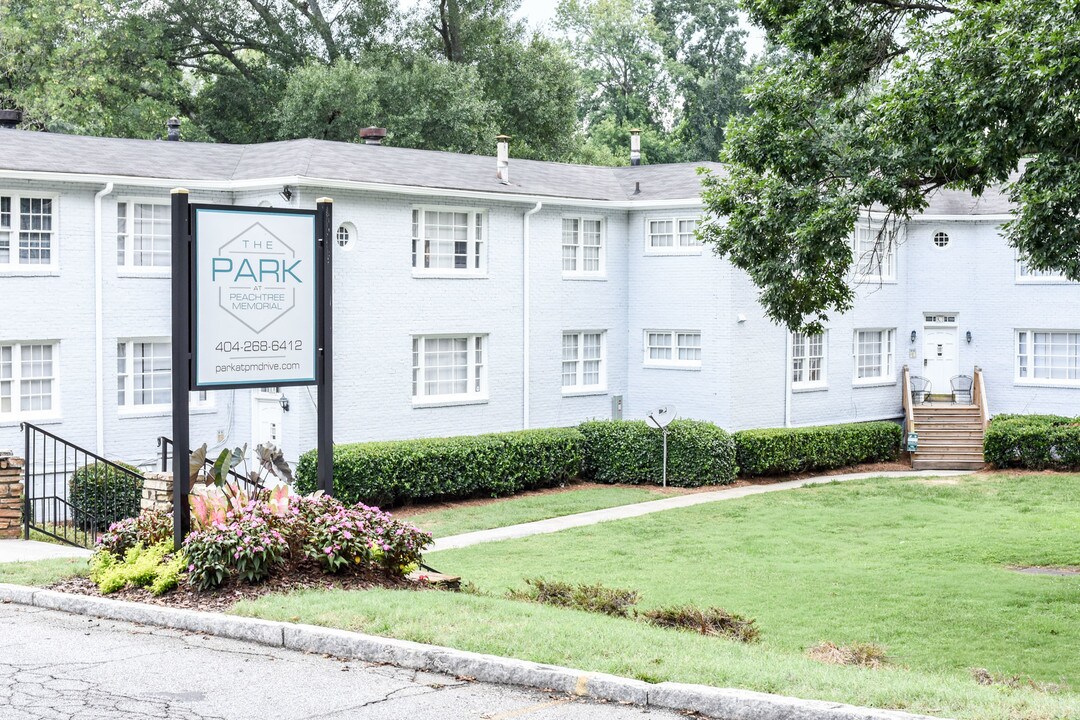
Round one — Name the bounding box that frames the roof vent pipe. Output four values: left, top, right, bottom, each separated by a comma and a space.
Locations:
360, 127, 387, 145
629, 129, 641, 166
0, 109, 23, 129
165, 117, 181, 141
496, 134, 511, 184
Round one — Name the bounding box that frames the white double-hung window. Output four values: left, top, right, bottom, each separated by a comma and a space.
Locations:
853, 224, 896, 281
411, 207, 486, 275
0, 194, 56, 269
646, 216, 700, 254
412, 335, 487, 403
1016, 330, 1080, 384
562, 217, 604, 276
1017, 257, 1071, 283
117, 340, 209, 410
792, 331, 827, 388
644, 330, 702, 368
853, 329, 895, 384
117, 201, 170, 269
0, 342, 58, 418
562, 331, 605, 392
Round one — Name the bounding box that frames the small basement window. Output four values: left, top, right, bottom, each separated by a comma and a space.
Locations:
933, 231, 949, 248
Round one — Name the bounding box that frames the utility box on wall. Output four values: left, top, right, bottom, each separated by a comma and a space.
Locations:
611, 395, 624, 420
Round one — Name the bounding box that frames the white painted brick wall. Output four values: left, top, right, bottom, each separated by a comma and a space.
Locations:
1, 176, 1077, 468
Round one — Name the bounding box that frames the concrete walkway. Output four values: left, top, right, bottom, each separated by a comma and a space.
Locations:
0, 539, 93, 564
429, 470, 971, 552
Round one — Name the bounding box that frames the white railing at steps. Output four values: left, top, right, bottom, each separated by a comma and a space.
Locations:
901, 365, 914, 437
973, 366, 990, 430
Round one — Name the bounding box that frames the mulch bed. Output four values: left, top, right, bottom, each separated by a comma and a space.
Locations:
49, 569, 425, 613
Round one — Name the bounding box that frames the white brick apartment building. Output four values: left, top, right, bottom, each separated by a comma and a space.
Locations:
0, 128, 1076, 467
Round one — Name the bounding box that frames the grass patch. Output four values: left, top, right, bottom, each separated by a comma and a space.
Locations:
232, 473, 1080, 719
395, 485, 664, 538
0, 557, 90, 587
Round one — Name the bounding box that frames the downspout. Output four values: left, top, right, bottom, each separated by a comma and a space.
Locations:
783, 332, 792, 428
94, 182, 114, 455
523, 201, 543, 429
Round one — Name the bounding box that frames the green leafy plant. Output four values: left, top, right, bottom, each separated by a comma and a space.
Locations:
89, 542, 185, 596
641, 605, 759, 643
578, 419, 737, 487
296, 428, 585, 507
97, 509, 172, 557
69, 461, 143, 531
983, 415, 1080, 470
507, 578, 639, 617
733, 422, 902, 477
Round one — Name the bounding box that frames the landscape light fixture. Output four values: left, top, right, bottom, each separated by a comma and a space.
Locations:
279, 185, 293, 202
910, 330, 917, 344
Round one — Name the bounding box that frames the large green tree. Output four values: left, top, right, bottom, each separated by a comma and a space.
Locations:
698, 0, 1080, 332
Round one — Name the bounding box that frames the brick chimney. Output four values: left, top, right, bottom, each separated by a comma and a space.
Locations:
360, 127, 387, 145
496, 135, 511, 184
629, 129, 641, 166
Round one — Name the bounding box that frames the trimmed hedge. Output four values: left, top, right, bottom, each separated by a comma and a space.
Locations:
69, 461, 143, 531
734, 421, 903, 477
578, 419, 737, 487
983, 414, 1080, 470
296, 427, 584, 507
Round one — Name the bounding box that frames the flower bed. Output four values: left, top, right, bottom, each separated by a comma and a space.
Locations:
86, 484, 433, 600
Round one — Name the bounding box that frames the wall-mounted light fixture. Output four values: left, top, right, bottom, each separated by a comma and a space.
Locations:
278, 396, 290, 412
910, 330, 917, 345
279, 185, 293, 202
966, 331, 972, 344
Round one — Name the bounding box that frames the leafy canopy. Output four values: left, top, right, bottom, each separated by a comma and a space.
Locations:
698, 0, 1080, 332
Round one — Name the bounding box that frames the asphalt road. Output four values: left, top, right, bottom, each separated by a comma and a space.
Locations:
0, 602, 683, 720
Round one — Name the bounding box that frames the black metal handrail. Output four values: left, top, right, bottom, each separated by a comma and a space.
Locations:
22, 422, 146, 547
157, 436, 262, 491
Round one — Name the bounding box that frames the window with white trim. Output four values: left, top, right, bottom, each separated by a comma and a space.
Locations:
117, 201, 170, 268
853, 329, 895, 383
792, 331, 826, 388
646, 217, 700, 254
0, 342, 58, 417
411, 208, 486, 274
1016, 330, 1080, 384
561, 217, 604, 275
117, 340, 209, 409
0, 194, 55, 268
644, 330, 702, 367
853, 224, 896, 281
562, 331, 605, 391
1017, 258, 1070, 282
411, 335, 487, 402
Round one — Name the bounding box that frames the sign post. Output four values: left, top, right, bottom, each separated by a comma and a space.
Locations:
171, 193, 333, 547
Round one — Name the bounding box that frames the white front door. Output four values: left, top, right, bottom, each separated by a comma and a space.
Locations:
252, 389, 284, 451
922, 326, 958, 395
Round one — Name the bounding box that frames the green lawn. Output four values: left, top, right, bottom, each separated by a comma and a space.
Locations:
395, 485, 666, 538
235, 474, 1080, 719
0, 557, 89, 586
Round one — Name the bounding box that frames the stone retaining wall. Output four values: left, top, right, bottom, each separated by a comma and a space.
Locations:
0, 453, 25, 539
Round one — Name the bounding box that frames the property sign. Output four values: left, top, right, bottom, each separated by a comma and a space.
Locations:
191, 205, 318, 389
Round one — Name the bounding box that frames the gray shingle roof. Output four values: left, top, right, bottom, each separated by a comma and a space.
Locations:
0, 129, 1013, 212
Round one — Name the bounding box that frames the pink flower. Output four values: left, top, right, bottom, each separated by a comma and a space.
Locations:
324, 547, 333, 555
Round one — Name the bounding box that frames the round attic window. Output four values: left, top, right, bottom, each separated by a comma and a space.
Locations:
933, 231, 950, 248
336, 222, 357, 251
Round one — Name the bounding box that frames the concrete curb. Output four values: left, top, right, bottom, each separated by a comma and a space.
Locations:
0, 583, 946, 720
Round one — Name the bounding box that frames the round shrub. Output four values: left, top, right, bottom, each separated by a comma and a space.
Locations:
578, 419, 737, 487
983, 414, 1080, 470
733, 421, 902, 477
69, 462, 143, 531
